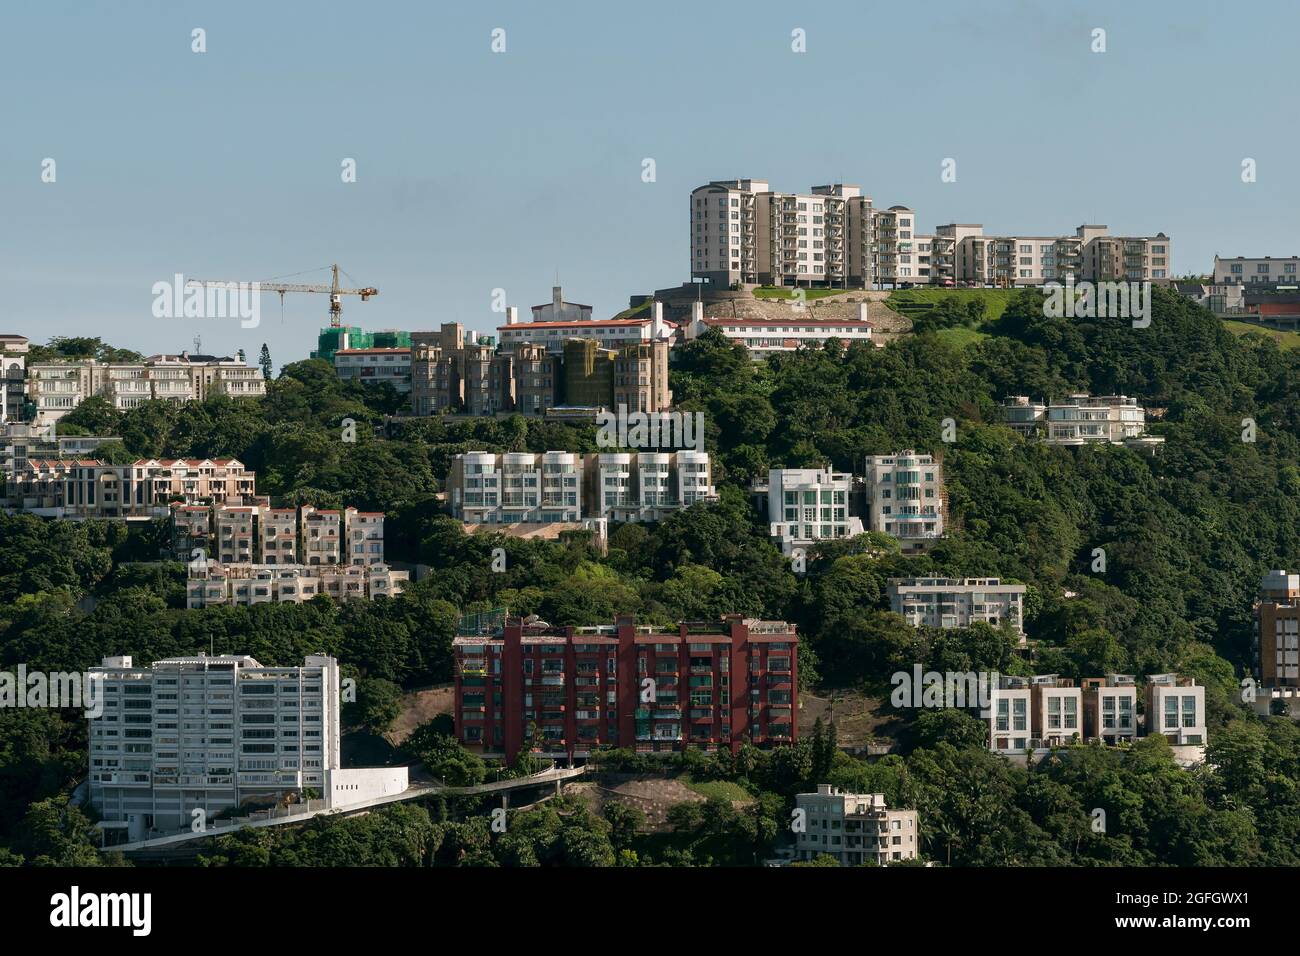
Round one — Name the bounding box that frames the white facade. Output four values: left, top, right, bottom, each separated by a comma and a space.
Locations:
1000, 394, 1160, 448
888, 577, 1026, 639
88, 654, 342, 842
1146, 673, 1206, 746
449, 451, 584, 523
758, 467, 863, 556
1213, 255, 1300, 286
333, 348, 412, 393
588, 450, 717, 522
793, 786, 919, 865
683, 300, 876, 358
863, 450, 943, 549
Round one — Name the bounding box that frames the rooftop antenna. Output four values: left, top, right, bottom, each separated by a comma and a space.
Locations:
193, 334, 202, 355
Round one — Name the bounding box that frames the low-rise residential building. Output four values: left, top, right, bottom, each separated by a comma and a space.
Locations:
1213, 255, 1300, 286
863, 450, 944, 551
682, 300, 876, 358
888, 577, 1026, 640
447, 450, 714, 525
1082, 675, 1138, 744
497, 295, 676, 355
1256, 569, 1300, 688
452, 614, 797, 761
88, 653, 408, 844
5, 457, 257, 519
0, 421, 119, 479
1146, 673, 1206, 746
986, 673, 1203, 754
793, 786, 920, 866
999, 394, 1162, 448
173, 504, 387, 568
333, 347, 412, 393
186, 562, 407, 608
753, 467, 862, 555
26, 351, 266, 424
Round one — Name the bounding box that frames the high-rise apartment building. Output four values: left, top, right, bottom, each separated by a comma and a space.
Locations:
888, 577, 1026, 640
452, 614, 798, 761
754, 467, 863, 556
793, 786, 920, 865
863, 450, 944, 551
690, 180, 877, 289
88, 653, 408, 844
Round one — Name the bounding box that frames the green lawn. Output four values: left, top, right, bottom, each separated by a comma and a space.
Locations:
751, 286, 848, 301
1221, 319, 1300, 351
933, 325, 991, 349
886, 287, 1025, 324
681, 775, 754, 803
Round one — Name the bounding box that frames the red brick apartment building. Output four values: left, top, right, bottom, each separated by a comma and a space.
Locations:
452, 614, 798, 762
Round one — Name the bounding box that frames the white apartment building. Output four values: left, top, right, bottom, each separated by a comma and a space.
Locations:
755, 467, 863, 556
449, 451, 585, 524
88, 653, 407, 844
987, 673, 1203, 755
1000, 394, 1160, 447
1214, 255, 1300, 286
888, 577, 1026, 640
1146, 673, 1206, 746
863, 450, 944, 551
187, 562, 408, 608
26, 351, 266, 424
1082, 675, 1138, 744
793, 786, 919, 865
873, 207, 921, 287
986, 675, 1081, 751
0, 334, 29, 423
682, 300, 876, 358
333, 347, 412, 393
690, 180, 878, 289
586, 450, 717, 522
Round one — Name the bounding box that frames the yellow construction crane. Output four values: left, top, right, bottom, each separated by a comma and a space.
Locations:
185, 263, 378, 328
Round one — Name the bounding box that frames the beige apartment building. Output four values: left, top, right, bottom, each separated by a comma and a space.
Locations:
26, 351, 266, 424
690, 179, 880, 289
586, 450, 716, 522
173, 503, 389, 568
793, 786, 920, 865
186, 562, 407, 609
1082, 675, 1138, 744
938, 224, 1170, 287
0, 421, 118, 478
5, 456, 257, 519
1214, 255, 1300, 286
863, 450, 944, 551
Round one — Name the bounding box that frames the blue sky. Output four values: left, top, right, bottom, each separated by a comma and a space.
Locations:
3, 0, 1295, 366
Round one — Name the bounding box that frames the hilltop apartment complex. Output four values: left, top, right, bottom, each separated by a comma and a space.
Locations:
689, 179, 1172, 289
452, 614, 797, 762
88, 653, 408, 844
